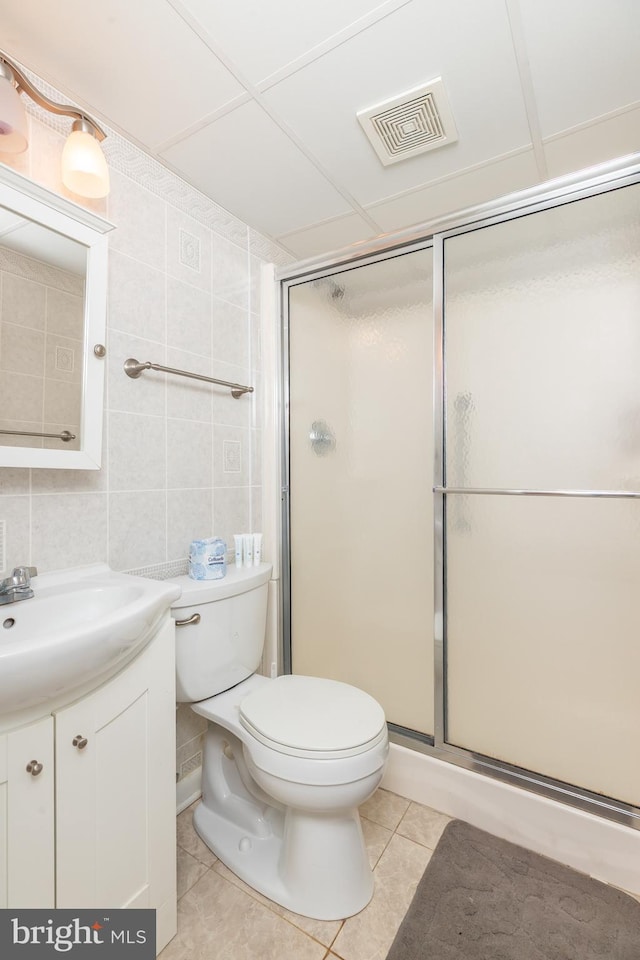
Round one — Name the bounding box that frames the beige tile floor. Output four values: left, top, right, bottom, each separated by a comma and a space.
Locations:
160, 788, 451, 960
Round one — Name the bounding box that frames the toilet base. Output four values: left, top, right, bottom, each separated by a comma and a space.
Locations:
193, 795, 374, 921
193, 720, 377, 920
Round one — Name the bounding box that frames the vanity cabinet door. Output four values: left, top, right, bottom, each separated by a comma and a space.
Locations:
0, 715, 54, 907
54, 617, 176, 950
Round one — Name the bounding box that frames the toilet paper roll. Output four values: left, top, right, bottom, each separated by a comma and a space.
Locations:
188, 537, 227, 580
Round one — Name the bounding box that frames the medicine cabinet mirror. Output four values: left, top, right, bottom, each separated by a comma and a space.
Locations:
0, 164, 113, 469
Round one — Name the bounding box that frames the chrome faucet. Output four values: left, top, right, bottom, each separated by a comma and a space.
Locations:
0, 566, 37, 604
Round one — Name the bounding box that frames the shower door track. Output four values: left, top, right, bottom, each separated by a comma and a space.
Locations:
389, 723, 640, 830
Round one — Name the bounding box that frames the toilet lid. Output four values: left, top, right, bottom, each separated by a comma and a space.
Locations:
239, 675, 386, 758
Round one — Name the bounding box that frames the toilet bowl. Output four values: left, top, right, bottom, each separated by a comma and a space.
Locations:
171, 564, 389, 920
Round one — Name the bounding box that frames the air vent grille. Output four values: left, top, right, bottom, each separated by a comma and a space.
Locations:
358, 78, 458, 166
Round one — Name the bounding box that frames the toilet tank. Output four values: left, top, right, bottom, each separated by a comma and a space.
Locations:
171, 563, 272, 702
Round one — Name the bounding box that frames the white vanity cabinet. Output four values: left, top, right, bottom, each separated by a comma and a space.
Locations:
0, 714, 55, 907
55, 614, 177, 947
0, 613, 177, 955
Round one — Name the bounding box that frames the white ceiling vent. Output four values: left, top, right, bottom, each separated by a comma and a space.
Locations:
357, 78, 458, 166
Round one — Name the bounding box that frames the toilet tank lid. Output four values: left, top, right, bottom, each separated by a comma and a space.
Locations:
240, 675, 387, 754
170, 562, 272, 608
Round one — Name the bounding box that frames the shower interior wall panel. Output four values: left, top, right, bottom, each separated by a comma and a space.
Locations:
288, 251, 434, 735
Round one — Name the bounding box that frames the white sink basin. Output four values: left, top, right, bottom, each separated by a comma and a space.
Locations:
0, 563, 181, 716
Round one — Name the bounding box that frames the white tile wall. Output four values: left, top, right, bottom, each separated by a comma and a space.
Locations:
0, 109, 279, 583
0, 75, 291, 765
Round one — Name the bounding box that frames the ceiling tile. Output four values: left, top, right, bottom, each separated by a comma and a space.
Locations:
2, 0, 639, 248
278, 213, 378, 260
518, 0, 640, 137
173, 0, 399, 84
160, 101, 352, 237
544, 107, 640, 180
1, 0, 245, 149
368, 151, 540, 233
262, 0, 532, 207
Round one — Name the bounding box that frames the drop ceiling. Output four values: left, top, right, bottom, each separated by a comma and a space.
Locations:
1, 0, 639, 260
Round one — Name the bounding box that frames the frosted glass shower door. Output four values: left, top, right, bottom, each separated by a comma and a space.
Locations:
287, 249, 434, 735
443, 184, 640, 805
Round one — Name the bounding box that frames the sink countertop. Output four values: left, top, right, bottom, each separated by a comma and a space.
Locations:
0, 563, 181, 730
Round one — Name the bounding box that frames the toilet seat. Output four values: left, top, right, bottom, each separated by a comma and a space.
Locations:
240, 674, 387, 760
193, 674, 389, 787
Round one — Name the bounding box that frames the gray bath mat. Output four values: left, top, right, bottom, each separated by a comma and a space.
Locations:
386, 819, 640, 960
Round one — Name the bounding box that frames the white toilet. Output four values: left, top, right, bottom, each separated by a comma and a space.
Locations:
171, 562, 389, 920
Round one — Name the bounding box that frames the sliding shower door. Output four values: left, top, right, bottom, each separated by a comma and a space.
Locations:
286, 248, 434, 736
443, 184, 640, 806
282, 157, 640, 821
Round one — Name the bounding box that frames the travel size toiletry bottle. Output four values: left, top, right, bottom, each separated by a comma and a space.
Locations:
243, 533, 253, 567
253, 532, 262, 566
234, 534, 243, 569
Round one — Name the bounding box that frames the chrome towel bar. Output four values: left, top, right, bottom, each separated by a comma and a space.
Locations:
0, 428, 76, 442
123, 358, 253, 398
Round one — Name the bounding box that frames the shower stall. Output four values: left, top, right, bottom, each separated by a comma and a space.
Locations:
277, 155, 640, 833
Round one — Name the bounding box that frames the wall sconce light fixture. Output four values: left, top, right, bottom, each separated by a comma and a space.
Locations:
0, 53, 109, 199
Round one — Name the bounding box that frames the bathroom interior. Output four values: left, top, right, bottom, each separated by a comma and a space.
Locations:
0, 1, 639, 958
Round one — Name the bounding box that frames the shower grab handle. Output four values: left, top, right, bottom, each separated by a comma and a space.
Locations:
434, 486, 640, 499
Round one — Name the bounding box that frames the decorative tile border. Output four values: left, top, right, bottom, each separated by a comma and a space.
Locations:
249, 228, 293, 265
0, 247, 84, 293
126, 558, 188, 581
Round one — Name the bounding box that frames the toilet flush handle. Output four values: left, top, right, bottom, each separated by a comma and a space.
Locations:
175, 613, 201, 627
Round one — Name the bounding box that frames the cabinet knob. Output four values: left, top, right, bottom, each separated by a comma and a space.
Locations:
72, 735, 88, 750
26, 760, 43, 776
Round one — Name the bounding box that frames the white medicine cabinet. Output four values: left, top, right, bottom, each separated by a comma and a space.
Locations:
0, 165, 114, 469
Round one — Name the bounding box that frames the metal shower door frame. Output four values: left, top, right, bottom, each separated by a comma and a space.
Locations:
277, 153, 640, 831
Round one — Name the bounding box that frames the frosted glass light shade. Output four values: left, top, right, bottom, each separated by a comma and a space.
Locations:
0, 76, 28, 153
61, 129, 110, 198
